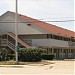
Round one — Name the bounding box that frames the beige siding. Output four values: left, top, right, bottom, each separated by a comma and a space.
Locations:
32, 39, 69, 47
19, 34, 47, 39
0, 16, 44, 34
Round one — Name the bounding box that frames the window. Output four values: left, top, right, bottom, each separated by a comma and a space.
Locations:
48, 48, 52, 53
58, 36, 62, 40
68, 49, 70, 53
63, 37, 71, 41
53, 35, 58, 39
53, 35, 62, 40
60, 49, 62, 52
2, 34, 7, 39
71, 39, 75, 42
63, 37, 68, 41
54, 49, 57, 53
43, 50, 47, 53
47, 34, 71, 42
71, 49, 73, 53
60, 55, 62, 58
63, 49, 66, 53
47, 34, 53, 39
68, 38, 71, 41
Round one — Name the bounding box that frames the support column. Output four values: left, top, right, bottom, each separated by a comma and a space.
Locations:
52, 47, 54, 54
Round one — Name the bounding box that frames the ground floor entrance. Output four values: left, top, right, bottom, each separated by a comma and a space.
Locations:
39, 46, 75, 59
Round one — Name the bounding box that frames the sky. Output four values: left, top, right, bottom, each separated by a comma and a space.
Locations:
0, 0, 74, 31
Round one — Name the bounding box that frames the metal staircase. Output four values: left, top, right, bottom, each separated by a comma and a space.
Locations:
0, 32, 30, 51
7, 32, 30, 48
7, 40, 15, 51
1, 39, 15, 51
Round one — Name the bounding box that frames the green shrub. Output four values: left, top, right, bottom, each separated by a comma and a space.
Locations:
18, 48, 42, 62
0, 48, 15, 61
42, 54, 54, 60
0, 49, 6, 61
6, 54, 15, 60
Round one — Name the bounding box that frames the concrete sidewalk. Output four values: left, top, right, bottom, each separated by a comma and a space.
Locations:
0, 60, 75, 75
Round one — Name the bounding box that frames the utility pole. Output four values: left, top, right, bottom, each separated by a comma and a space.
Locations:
15, 0, 18, 64
0, 25, 2, 50
0, 30, 2, 50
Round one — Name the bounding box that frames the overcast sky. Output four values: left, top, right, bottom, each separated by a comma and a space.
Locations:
0, 0, 74, 31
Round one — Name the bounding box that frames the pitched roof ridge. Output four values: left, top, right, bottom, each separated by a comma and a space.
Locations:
17, 12, 74, 33
8, 11, 75, 37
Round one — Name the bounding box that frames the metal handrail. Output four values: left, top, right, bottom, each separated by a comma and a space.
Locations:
7, 41, 15, 51
7, 32, 30, 48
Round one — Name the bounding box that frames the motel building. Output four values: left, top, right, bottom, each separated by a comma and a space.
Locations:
0, 11, 75, 59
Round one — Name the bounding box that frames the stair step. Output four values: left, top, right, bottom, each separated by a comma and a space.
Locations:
7, 32, 30, 48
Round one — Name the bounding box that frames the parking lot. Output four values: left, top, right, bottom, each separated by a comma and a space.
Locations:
0, 60, 75, 75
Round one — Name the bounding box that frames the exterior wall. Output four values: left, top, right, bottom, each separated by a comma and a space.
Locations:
41, 48, 75, 59
32, 39, 69, 47
68, 42, 75, 47
18, 23, 44, 34
0, 16, 44, 34
19, 34, 47, 39
0, 16, 15, 33
0, 12, 75, 59
0, 33, 75, 59
19, 34, 75, 47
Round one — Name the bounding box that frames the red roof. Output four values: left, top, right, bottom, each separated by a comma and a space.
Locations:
11, 11, 75, 37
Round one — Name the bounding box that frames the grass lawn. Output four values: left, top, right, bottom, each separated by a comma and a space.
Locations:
0, 60, 54, 65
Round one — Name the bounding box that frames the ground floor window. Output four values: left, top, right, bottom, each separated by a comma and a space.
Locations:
54, 49, 57, 53
48, 48, 52, 53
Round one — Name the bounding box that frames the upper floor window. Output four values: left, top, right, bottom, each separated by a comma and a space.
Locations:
71, 39, 75, 42
47, 34, 52, 39
27, 23, 31, 26
63, 37, 70, 41
2, 34, 7, 39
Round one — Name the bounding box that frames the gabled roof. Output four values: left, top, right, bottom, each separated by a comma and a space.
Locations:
4, 11, 75, 37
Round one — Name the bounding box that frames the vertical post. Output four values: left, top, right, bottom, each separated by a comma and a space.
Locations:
0, 30, 2, 49
15, 0, 18, 64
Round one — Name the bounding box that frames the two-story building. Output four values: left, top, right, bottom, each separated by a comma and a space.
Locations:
0, 11, 75, 59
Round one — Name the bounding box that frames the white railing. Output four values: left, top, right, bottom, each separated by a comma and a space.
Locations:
1, 32, 30, 51
7, 41, 15, 51
1, 39, 15, 51
1, 39, 7, 46
24, 39, 32, 46
68, 42, 75, 47
7, 32, 30, 48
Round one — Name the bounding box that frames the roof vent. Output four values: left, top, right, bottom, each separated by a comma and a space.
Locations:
71, 37, 74, 38
58, 33, 60, 34
27, 24, 31, 26
19, 14, 21, 16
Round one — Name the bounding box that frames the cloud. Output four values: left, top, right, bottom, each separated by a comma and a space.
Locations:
17, 0, 74, 22
0, 0, 74, 17
0, 0, 74, 31
0, 0, 15, 15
